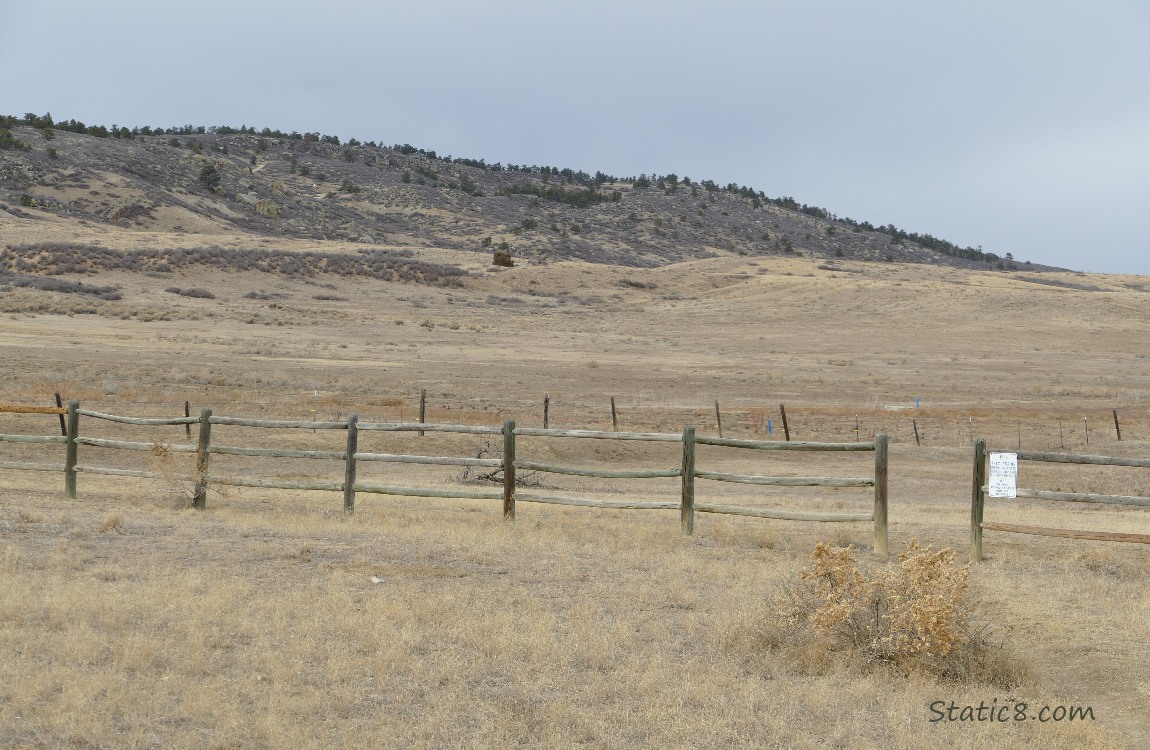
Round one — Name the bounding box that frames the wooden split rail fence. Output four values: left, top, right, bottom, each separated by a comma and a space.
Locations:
1, 402, 889, 552
970, 438, 1150, 561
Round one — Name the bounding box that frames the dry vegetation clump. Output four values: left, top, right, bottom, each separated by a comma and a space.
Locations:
2, 243, 466, 287
0, 269, 122, 300
758, 540, 1027, 686
164, 286, 216, 299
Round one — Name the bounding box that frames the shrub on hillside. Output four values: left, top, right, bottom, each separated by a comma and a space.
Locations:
199, 164, 221, 191
493, 250, 514, 267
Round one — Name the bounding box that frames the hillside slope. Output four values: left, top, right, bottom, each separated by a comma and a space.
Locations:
1, 121, 1051, 272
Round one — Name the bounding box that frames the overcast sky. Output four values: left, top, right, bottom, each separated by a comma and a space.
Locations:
3, 0, 1148, 274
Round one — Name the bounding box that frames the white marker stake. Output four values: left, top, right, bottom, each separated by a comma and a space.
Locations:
988, 452, 1018, 498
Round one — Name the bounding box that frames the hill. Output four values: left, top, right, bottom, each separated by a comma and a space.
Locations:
1, 115, 1052, 273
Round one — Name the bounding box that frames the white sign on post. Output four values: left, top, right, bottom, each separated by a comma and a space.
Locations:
988, 452, 1018, 498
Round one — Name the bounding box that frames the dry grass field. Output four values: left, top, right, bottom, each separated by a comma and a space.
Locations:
2, 214, 1149, 748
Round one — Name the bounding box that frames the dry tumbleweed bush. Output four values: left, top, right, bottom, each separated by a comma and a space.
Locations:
764, 540, 1026, 685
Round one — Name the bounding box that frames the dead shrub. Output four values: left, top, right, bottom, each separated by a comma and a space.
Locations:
758, 540, 1027, 685
149, 442, 195, 508
493, 250, 514, 267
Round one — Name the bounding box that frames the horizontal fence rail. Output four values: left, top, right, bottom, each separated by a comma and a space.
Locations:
695, 436, 877, 451
513, 427, 681, 442
0, 433, 68, 445
971, 439, 1150, 561
693, 470, 873, 487
0, 404, 68, 415
76, 437, 197, 453
695, 503, 874, 522
358, 421, 503, 436
79, 409, 198, 426
355, 452, 502, 467
514, 461, 681, 479
0, 460, 67, 472
1012, 450, 1150, 469
516, 494, 679, 510
210, 445, 345, 460
0, 401, 888, 550
208, 416, 348, 430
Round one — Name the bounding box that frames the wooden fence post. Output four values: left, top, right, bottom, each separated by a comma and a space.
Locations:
1113, 410, 1121, 441
419, 388, 427, 437
610, 397, 618, 432
543, 395, 549, 429
502, 419, 516, 520
912, 419, 921, 446
55, 392, 66, 437
681, 426, 696, 534
971, 438, 986, 562
64, 400, 79, 499
193, 408, 213, 510
714, 400, 723, 438
873, 433, 889, 556
343, 414, 358, 513
779, 404, 791, 442
184, 400, 191, 438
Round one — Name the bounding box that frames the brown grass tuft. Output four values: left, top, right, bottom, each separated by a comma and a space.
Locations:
18, 510, 42, 524
98, 514, 124, 533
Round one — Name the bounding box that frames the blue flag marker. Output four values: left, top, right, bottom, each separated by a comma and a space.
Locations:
767, 418, 773, 435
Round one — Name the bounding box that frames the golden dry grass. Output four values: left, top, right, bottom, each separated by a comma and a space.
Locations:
2, 219, 1149, 747
1, 480, 1142, 749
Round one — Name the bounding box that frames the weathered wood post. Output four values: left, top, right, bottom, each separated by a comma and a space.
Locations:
343, 414, 358, 513
419, 388, 427, 437
970, 438, 986, 562
55, 392, 66, 437
779, 403, 791, 442
543, 394, 549, 429
502, 420, 516, 520
610, 397, 618, 432
1084, 417, 1089, 445
873, 433, 889, 556
681, 426, 696, 534
193, 408, 213, 510
714, 400, 723, 438
64, 400, 80, 499
1113, 410, 1121, 441
912, 419, 921, 446
184, 400, 191, 438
